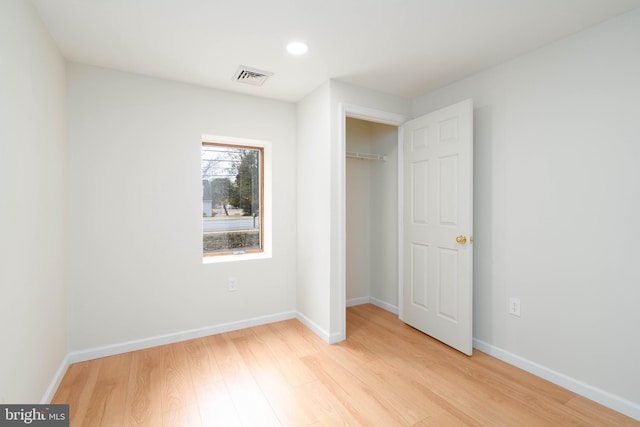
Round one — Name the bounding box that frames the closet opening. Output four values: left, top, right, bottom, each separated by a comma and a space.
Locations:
345, 117, 400, 329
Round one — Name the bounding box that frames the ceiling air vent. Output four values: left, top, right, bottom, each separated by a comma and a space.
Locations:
232, 65, 273, 86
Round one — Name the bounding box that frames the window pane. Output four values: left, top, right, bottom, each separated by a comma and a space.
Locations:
202, 144, 262, 256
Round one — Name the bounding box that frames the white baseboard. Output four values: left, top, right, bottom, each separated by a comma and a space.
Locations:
328, 331, 344, 344
473, 338, 640, 422
41, 354, 70, 404
369, 297, 398, 315
68, 311, 296, 364
295, 311, 334, 343
346, 296, 399, 315
346, 297, 370, 307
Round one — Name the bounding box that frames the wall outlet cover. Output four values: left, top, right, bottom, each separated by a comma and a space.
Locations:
509, 297, 521, 317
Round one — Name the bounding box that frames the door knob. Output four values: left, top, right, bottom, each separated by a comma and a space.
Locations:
456, 235, 467, 244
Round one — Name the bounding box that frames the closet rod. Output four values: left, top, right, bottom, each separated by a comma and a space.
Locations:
346, 151, 388, 161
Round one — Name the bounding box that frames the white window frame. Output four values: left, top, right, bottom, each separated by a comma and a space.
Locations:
202, 134, 272, 264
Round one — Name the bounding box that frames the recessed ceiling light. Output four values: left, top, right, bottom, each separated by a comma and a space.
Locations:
286, 41, 308, 55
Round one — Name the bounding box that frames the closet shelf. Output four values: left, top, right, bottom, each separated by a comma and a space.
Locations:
346, 151, 388, 161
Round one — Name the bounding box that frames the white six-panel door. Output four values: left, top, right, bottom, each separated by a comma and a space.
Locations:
401, 99, 473, 355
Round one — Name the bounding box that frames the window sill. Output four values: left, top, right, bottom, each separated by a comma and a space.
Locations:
202, 251, 272, 264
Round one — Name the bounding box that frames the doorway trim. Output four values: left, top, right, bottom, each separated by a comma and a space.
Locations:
337, 103, 408, 341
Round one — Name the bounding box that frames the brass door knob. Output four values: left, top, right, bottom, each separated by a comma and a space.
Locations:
456, 235, 467, 244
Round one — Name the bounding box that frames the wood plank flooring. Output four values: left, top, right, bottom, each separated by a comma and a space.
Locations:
52, 304, 639, 426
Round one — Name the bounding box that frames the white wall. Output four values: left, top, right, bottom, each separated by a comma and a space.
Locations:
0, 0, 68, 403
296, 83, 332, 338
67, 63, 297, 351
413, 8, 640, 410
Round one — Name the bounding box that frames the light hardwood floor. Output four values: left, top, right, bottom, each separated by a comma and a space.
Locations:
52, 304, 638, 426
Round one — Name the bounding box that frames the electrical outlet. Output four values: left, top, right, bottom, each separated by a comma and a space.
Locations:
509, 297, 521, 317
228, 277, 238, 291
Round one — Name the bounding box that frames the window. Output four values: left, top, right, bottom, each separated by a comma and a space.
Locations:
202, 141, 264, 257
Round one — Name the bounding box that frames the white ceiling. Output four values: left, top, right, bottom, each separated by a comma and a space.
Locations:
31, 0, 640, 102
